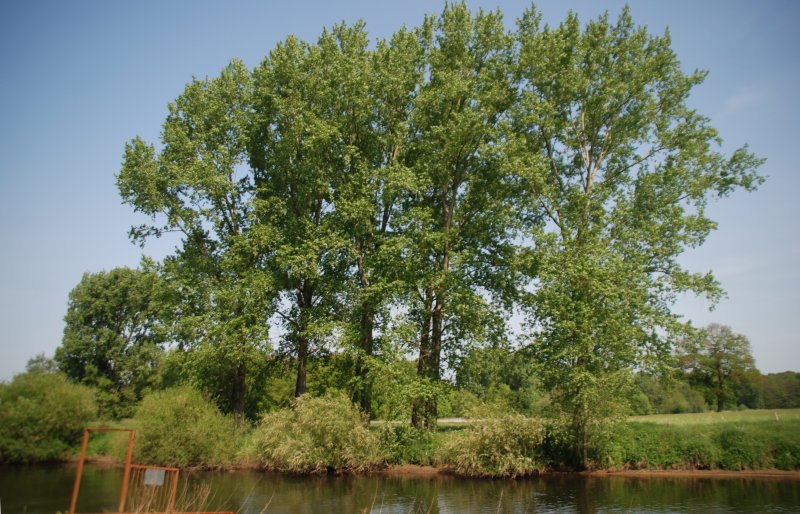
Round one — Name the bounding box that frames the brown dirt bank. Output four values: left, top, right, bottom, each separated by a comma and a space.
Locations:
588, 469, 800, 481
374, 465, 800, 480
65, 459, 800, 480
374, 465, 446, 477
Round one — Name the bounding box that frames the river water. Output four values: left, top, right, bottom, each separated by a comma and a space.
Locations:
0, 464, 798, 513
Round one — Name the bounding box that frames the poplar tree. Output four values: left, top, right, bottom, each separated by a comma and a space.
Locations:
403, 4, 522, 428
514, 7, 763, 466
118, 61, 275, 422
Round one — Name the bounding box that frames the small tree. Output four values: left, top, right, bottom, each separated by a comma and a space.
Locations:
55, 267, 166, 418
678, 323, 757, 412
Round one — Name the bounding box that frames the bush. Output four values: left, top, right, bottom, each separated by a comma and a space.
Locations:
130, 386, 237, 468
378, 424, 439, 465
244, 393, 383, 474
0, 370, 97, 462
436, 415, 546, 478
770, 434, 800, 470
715, 427, 766, 470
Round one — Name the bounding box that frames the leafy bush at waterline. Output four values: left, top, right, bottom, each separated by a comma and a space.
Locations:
436, 415, 546, 477
0, 370, 97, 463
244, 393, 383, 474
129, 386, 237, 468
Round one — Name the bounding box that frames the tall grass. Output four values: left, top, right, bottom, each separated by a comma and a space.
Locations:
630, 409, 800, 425
435, 415, 546, 478
243, 393, 384, 474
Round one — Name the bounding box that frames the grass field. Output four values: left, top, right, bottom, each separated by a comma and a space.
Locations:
630, 409, 800, 425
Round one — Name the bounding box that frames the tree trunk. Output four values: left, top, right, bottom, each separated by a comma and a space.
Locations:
412, 288, 433, 429
353, 304, 374, 418
295, 336, 308, 397
232, 358, 247, 425
430, 290, 443, 383
294, 280, 313, 398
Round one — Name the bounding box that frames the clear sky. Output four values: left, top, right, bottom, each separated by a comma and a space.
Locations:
1, 0, 798, 380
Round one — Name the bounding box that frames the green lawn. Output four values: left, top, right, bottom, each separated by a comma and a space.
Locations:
630, 408, 800, 425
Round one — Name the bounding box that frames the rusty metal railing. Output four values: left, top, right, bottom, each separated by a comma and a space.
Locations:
68, 427, 232, 514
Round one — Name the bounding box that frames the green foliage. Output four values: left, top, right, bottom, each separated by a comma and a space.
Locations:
631, 408, 800, 425
368, 357, 449, 423
613, 422, 718, 469
453, 346, 545, 416
118, 60, 277, 421
109, 2, 763, 445
130, 386, 237, 468
516, 5, 762, 466
244, 393, 383, 474
402, 3, 523, 427
378, 424, 440, 465
715, 427, 766, 470
759, 372, 800, 409
607, 419, 800, 471
678, 324, 758, 412
436, 415, 546, 478
0, 371, 97, 463
55, 267, 167, 418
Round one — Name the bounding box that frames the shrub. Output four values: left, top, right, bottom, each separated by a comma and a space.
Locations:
770, 435, 800, 470
436, 415, 546, 478
244, 393, 383, 474
715, 427, 766, 470
130, 386, 237, 468
0, 370, 97, 463
378, 424, 439, 465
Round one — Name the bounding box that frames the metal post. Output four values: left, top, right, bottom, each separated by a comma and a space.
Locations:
167, 470, 180, 513
118, 430, 135, 513
68, 429, 90, 514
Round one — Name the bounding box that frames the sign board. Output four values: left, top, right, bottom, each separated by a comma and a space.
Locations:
143, 468, 165, 487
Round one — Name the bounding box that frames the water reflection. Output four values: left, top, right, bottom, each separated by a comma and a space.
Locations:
0, 465, 798, 514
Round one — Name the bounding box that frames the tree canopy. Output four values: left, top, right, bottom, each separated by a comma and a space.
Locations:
678, 323, 758, 412
55, 267, 167, 417
57, 2, 765, 439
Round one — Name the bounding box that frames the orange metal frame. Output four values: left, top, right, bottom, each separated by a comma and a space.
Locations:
67, 427, 232, 514
69, 427, 136, 514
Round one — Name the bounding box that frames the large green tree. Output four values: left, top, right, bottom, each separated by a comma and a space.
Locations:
402, 3, 524, 428
55, 267, 166, 417
323, 24, 424, 417
514, 7, 763, 466
249, 35, 351, 398
118, 60, 276, 422
678, 323, 757, 412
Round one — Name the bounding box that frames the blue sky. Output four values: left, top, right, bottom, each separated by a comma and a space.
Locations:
0, 0, 797, 380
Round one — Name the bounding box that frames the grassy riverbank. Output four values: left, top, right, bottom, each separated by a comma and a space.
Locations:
605, 418, 800, 471
630, 409, 800, 425
9, 386, 797, 477
75, 406, 800, 478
